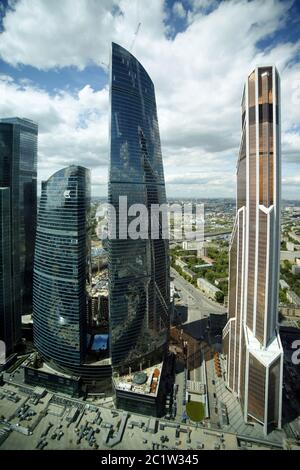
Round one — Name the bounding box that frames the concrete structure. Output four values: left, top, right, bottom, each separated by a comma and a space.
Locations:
182, 240, 202, 251
286, 290, 300, 306
197, 278, 222, 301
292, 264, 300, 275
223, 66, 283, 434
113, 363, 166, 417
287, 241, 296, 252
175, 258, 187, 270
182, 266, 197, 279
280, 251, 300, 262
289, 231, 300, 243
279, 279, 289, 290
280, 306, 300, 318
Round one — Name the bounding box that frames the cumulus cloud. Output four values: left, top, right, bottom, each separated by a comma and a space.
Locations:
0, 0, 166, 70
172, 2, 186, 19
0, 75, 109, 188
0, 0, 299, 198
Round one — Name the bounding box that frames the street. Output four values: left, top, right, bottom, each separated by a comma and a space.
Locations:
171, 268, 226, 325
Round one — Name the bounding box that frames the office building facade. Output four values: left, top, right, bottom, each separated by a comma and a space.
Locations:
0, 118, 38, 355
108, 43, 170, 371
223, 66, 283, 434
33, 166, 90, 370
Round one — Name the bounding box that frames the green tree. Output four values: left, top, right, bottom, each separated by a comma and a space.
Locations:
215, 291, 224, 304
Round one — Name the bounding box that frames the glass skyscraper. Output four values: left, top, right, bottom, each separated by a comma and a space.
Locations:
108, 43, 170, 371
33, 166, 90, 370
223, 66, 283, 434
0, 117, 38, 355
0, 188, 13, 355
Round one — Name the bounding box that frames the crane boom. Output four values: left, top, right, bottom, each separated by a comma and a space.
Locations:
129, 21, 141, 52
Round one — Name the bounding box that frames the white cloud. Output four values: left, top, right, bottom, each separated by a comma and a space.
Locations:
0, 76, 109, 190
0, 0, 299, 198
0, 0, 166, 70
172, 2, 186, 19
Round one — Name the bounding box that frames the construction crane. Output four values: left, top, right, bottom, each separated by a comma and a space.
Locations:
101, 61, 109, 70
129, 21, 141, 52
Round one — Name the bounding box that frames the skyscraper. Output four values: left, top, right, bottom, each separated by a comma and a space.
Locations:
108, 43, 170, 372
0, 117, 38, 355
223, 66, 283, 434
33, 166, 90, 371
0, 188, 13, 355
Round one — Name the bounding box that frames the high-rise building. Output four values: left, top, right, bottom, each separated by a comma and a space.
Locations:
108, 43, 170, 372
0, 118, 38, 355
33, 166, 90, 370
0, 188, 13, 355
223, 66, 283, 434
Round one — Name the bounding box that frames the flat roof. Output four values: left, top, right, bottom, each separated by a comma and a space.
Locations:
113, 362, 163, 397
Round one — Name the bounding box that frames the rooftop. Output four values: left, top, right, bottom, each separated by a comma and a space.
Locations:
113, 362, 163, 397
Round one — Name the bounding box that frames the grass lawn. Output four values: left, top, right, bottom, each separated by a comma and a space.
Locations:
186, 401, 205, 422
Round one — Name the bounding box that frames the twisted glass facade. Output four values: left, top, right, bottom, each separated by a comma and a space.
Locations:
33, 166, 90, 369
0, 118, 37, 354
109, 43, 170, 369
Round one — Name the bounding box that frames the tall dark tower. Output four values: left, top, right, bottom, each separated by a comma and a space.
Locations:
33, 166, 90, 370
0, 117, 37, 355
108, 43, 170, 372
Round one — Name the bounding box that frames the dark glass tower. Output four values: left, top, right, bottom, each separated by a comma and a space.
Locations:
33, 166, 90, 370
108, 43, 170, 370
0, 117, 38, 354
0, 188, 13, 355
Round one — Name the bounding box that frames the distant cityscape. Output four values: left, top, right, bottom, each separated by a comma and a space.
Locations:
0, 41, 300, 454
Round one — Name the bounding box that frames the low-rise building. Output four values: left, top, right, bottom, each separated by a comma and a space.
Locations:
280, 251, 300, 262
215, 276, 229, 286
182, 240, 202, 251
292, 264, 300, 275
182, 266, 197, 279
289, 231, 300, 243
175, 258, 187, 270
197, 278, 222, 301
113, 362, 167, 417
279, 279, 290, 290
280, 306, 300, 318
287, 290, 300, 306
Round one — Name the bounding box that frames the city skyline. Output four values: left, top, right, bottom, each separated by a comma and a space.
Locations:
0, 0, 300, 199
0, 0, 300, 455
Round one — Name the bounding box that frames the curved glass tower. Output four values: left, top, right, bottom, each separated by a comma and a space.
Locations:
33, 166, 90, 370
109, 43, 170, 370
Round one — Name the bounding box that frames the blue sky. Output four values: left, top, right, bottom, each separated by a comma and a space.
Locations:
0, 0, 300, 198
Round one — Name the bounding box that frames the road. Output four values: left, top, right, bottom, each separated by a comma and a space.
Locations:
171, 268, 226, 324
